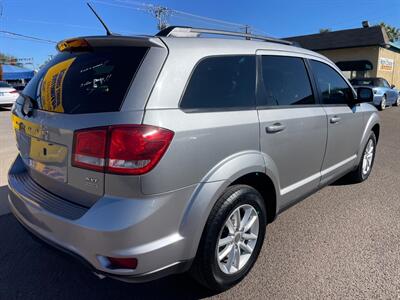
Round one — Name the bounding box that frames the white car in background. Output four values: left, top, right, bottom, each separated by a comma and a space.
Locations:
0, 82, 19, 107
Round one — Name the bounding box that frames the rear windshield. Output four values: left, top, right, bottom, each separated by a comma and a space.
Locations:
22, 46, 148, 114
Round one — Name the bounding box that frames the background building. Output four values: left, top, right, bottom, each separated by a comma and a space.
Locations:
287, 25, 400, 87
0, 64, 34, 90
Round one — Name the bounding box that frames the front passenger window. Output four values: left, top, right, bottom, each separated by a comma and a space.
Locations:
310, 60, 353, 105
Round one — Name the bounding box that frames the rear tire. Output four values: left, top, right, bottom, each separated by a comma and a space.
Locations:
347, 131, 377, 183
190, 184, 267, 292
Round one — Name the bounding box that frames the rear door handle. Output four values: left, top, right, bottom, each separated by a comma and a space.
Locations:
330, 116, 341, 124
266, 123, 286, 133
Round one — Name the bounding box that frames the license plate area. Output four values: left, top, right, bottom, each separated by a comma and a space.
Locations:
15, 127, 68, 183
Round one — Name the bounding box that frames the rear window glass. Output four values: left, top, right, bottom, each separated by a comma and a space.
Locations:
22, 46, 148, 114
180, 56, 256, 110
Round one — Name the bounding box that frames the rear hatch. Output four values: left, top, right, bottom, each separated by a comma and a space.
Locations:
12, 36, 166, 207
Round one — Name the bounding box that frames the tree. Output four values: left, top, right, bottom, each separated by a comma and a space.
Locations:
319, 28, 331, 33
379, 22, 400, 42
0, 52, 19, 65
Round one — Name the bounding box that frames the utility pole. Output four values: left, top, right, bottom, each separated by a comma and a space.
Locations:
148, 6, 171, 31
0, 2, 4, 82
0, 1, 3, 31
243, 25, 251, 40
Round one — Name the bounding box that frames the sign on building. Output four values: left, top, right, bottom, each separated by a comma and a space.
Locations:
379, 58, 394, 72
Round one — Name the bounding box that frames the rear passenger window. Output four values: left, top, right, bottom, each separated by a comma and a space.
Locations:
310, 60, 354, 105
259, 56, 315, 106
180, 56, 256, 110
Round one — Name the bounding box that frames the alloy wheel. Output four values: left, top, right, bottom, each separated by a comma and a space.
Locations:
216, 204, 259, 275
381, 97, 386, 110
362, 139, 374, 176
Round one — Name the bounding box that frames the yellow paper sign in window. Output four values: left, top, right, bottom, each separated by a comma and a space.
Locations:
41, 57, 75, 112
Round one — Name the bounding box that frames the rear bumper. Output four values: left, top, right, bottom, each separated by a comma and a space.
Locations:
13, 211, 192, 282
8, 155, 197, 282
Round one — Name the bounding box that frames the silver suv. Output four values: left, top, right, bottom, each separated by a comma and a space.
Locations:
8, 27, 380, 291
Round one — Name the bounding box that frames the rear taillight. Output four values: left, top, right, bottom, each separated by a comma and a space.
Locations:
10, 90, 18, 94
72, 125, 174, 175
72, 129, 107, 171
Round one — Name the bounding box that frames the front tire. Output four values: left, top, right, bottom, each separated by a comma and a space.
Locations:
348, 131, 377, 183
379, 95, 386, 111
190, 185, 267, 291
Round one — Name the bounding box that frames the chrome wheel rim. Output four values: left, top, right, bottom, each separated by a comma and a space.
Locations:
216, 204, 259, 275
362, 139, 374, 176
397, 97, 400, 106
381, 97, 386, 109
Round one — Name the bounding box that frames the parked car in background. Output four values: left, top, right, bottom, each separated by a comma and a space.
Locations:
350, 77, 400, 110
8, 27, 380, 292
0, 81, 19, 107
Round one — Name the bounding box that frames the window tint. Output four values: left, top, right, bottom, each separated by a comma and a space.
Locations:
22, 46, 148, 114
350, 79, 374, 86
310, 60, 353, 105
180, 56, 256, 110
376, 79, 385, 87
381, 79, 390, 88
260, 56, 314, 106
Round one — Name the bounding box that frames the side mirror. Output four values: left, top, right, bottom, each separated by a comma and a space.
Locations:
356, 87, 374, 103
391, 84, 396, 89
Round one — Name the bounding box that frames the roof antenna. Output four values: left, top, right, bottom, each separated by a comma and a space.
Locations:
87, 2, 113, 36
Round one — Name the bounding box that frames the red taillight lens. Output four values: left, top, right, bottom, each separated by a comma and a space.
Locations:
108, 125, 174, 175
10, 90, 19, 94
72, 128, 107, 171
107, 257, 138, 269
72, 125, 174, 175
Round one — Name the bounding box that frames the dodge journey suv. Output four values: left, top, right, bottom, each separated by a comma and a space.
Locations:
8, 26, 380, 291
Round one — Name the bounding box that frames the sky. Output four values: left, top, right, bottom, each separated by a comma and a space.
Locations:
1, 0, 399, 69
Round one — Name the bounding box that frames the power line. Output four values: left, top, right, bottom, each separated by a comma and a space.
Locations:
0, 30, 56, 44
0, 35, 55, 45
118, 0, 245, 29
15, 18, 102, 30
94, 0, 253, 32
109, 0, 280, 37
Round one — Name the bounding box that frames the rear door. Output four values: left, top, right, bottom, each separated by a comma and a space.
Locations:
12, 40, 152, 207
308, 59, 364, 185
256, 52, 327, 208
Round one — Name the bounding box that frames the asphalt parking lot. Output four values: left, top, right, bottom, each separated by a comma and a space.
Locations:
0, 107, 400, 299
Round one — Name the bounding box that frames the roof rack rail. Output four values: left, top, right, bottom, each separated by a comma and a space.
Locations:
156, 26, 293, 46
